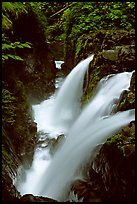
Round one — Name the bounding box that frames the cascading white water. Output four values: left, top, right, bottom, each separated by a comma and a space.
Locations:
14, 55, 135, 202
14, 56, 94, 194
32, 55, 94, 137
51, 55, 94, 131
34, 71, 135, 201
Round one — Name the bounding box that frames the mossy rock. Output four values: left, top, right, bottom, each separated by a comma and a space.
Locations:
81, 30, 135, 106
91, 138, 135, 201
106, 122, 135, 157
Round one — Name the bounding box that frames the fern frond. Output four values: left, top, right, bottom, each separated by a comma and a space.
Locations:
2, 2, 28, 30
2, 2, 28, 16
2, 14, 12, 30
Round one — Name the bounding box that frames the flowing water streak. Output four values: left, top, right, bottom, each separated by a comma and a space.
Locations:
36, 71, 135, 201
68, 71, 134, 135
32, 55, 94, 137
14, 56, 94, 194
51, 55, 94, 131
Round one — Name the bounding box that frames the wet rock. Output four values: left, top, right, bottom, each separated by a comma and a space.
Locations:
19, 120, 37, 169
61, 62, 68, 73
2, 173, 58, 202
20, 194, 58, 202
101, 30, 135, 50
102, 49, 119, 61
49, 40, 64, 60
117, 71, 135, 112
71, 176, 104, 202
130, 71, 135, 92
2, 175, 58, 202
48, 134, 65, 155
92, 142, 135, 202
2, 173, 21, 202
28, 121, 37, 133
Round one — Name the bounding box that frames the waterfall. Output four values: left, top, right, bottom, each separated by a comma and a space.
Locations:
14, 55, 134, 201
35, 71, 135, 201
14, 55, 94, 193
32, 55, 94, 137
50, 54, 94, 132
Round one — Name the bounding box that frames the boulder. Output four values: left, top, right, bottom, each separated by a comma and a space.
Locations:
20, 194, 58, 202
92, 142, 135, 202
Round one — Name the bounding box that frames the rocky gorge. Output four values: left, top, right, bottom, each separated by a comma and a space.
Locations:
2, 2, 135, 202
2, 28, 135, 203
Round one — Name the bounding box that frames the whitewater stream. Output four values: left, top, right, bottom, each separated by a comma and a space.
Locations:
14, 56, 135, 201
14, 60, 66, 194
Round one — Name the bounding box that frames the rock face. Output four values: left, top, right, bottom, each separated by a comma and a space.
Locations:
117, 71, 135, 112
16, 45, 56, 104
79, 30, 135, 101
2, 174, 58, 202
2, 174, 21, 202
69, 29, 135, 202
92, 142, 135, 202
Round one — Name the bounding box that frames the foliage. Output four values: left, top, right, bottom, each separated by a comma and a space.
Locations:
39, 2, 67, 41
2, 13, 12, 30
63, 2, 135, 37
2, 3, 32, 63
2, 39, 32, 62
2, 87, 16, 125
60, 2, 135, 59
25, 2, 71, 41
3, 2, 135, 57
2, 2, 28, 31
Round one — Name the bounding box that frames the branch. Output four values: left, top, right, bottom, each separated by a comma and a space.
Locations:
49, 2, 77, 18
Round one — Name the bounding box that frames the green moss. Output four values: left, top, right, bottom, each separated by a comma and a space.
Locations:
82, 64, 100, 105
117, 90, 135, 112
75, 37, 84, 61
106, 123, 135, 157
75, 34, 93, 65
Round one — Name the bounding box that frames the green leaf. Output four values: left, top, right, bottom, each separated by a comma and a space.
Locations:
2, 43, 14, 50
21, 43, 32, 48
2, 55, 8, 60
13, 55, 24, 61
7, 54, 23, 61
